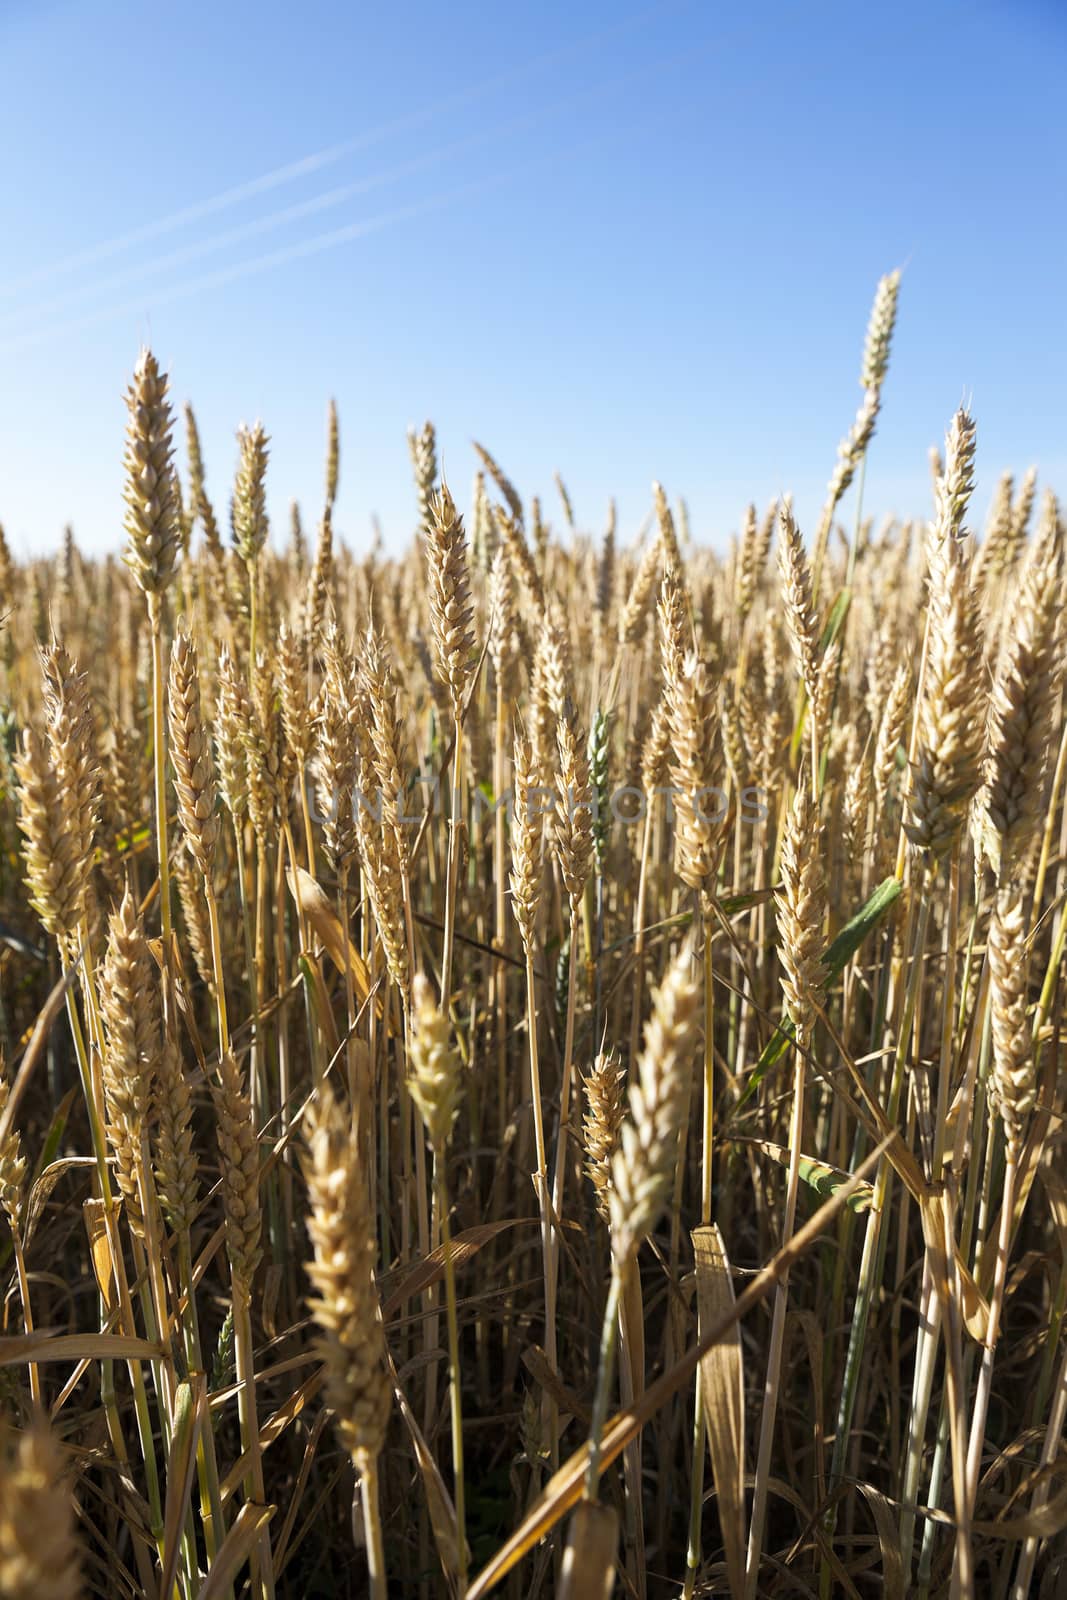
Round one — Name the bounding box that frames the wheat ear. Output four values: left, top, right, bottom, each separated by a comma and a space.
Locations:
582, 1051, 625, 1225
584, 942, 700, 1498
304, 1082, 391, 1596
0, 1420, 84, 1599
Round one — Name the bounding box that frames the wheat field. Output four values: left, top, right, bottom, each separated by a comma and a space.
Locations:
1, 274, 1065, 1597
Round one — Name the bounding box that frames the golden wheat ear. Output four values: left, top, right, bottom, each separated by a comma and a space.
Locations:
303, 1081, 392, 1468
424, 481, 476, 726
99, 886, 159, 1236
0, 1060, 28, 1236
608, 939, 701, 1264
213, 1050, 262, 1299
408, 971, 463, 1151
582, 1050, 625, 1225
232, 422, 270, 568
123, 348, 180, 598
0, 1418, 85, 1599
553, 710, 594, 908
169, 627, 220, 880
902, 407, 983, 862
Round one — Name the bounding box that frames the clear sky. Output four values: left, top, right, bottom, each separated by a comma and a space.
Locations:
0, 0, 1064, 559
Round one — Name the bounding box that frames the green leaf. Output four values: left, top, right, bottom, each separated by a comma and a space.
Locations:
733, 876, 902, 1115
717, 887, 779, 917
798, 1154, 873, 1212
32, 1087, 79, 1184
820, 586, 852, 650
821, 875, 902, 979
733, 1020, 795, 1117
731, 1138, 875, 1214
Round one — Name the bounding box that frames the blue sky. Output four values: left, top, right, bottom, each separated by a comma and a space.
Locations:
0, 0, 1063, 558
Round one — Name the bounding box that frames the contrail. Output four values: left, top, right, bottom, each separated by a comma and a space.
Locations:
0, 172, 521, 355
0, 139, 496, 330
0, 7, 777, 355
0, 142, 365, 298
1, 14, 743, 336
0, 0, 685, 298
0, 62, 631, 332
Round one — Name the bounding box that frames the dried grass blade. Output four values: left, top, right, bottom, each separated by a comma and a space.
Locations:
195, 1502, 275, 1600
854, 1482, 905, 1600
287, 866, 373, 1001
159, 1377, 206, 1600
389, 1354, 464, 1586
382, 1218, 548, 1318
694, 1224, 746, 1600
0, 1331, 164, 1364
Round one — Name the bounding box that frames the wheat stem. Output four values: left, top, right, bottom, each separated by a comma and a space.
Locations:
149, 595, 172, 948
436, 1154, 468, 1595
584, 1265, 624, 1499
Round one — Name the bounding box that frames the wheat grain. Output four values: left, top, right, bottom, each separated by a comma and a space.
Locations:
668, 651, 721, 894
984, 532, 1061, 874
123, 349, 180, 597
154, 1033, 199, 1235
582, 1051, 625, 1224
618, 531, 662, 646
99, 887, 158, 1233
169, 628, 220, 878
906, 518, 985, 860
554, 711, 594, 906
608, 940, 700, 1261
988, 888, 1034, 1151
324, 399, 340, 514
424, 484, 476, 723
0, 1062, 27, 1235
213, 1050, 262, 1298
304, 1081, 392, 1468
775, 783, 826, 1044
408, 972, 463, 1150
408, 421, 438, 532
232, 423, 270, 567
0, 1421, 83, 1599
777, 502, 820, 704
